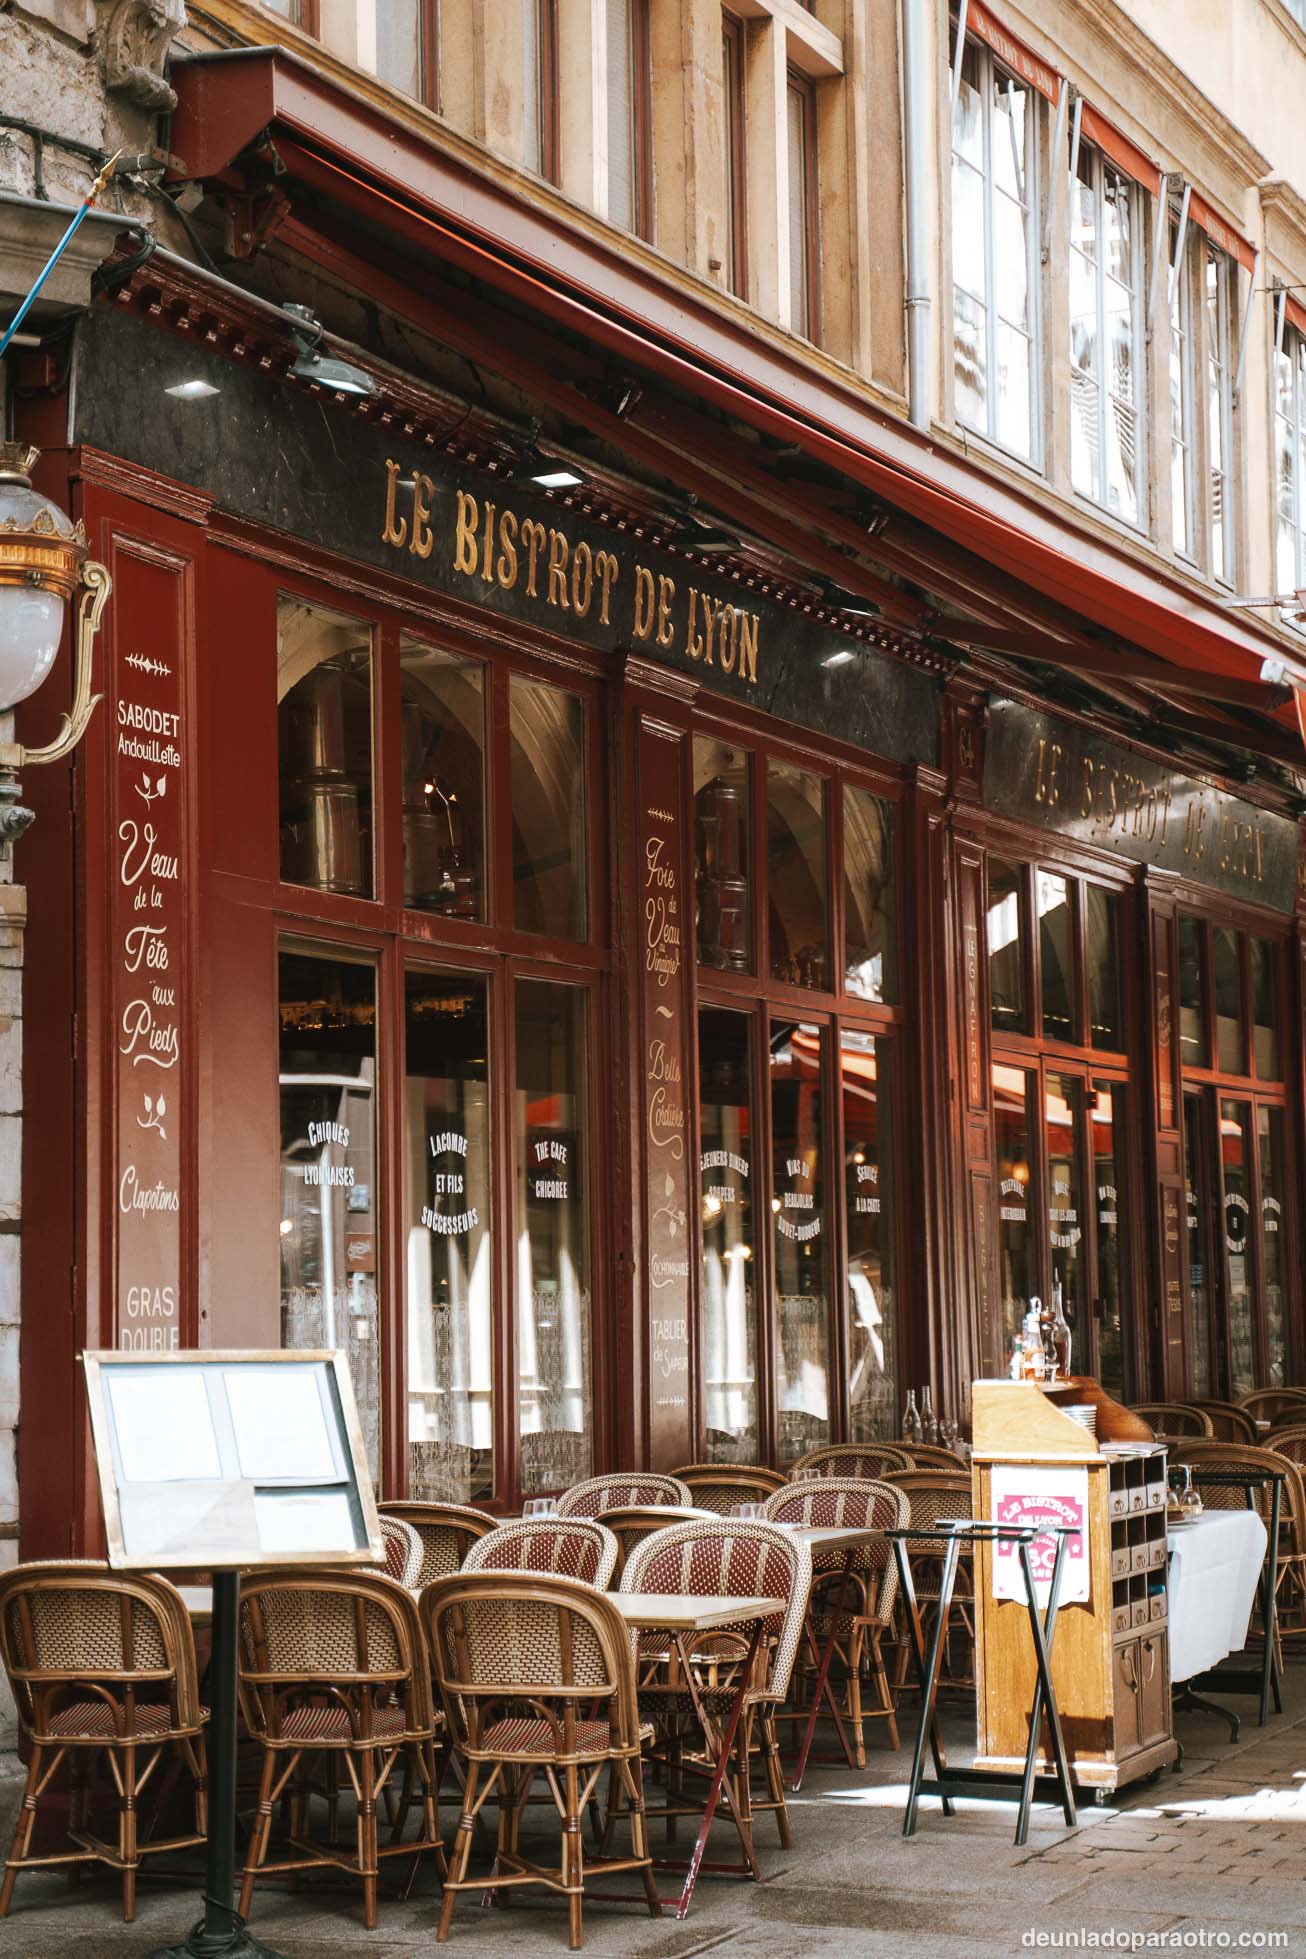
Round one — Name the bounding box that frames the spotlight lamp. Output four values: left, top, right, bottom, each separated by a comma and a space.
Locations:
281, 303, 378, 399
0, 444, 109, 840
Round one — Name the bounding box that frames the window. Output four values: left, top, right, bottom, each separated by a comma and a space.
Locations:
278, 597, 374, 899
695, 737, 752, 972
1273, 321, 1306, 606
262, 0, 316, 21
400, 640, 485, 919
699, 1008, 759, 1460
722, 13, 748, 298
1205, 241, 1236, 583
1069, 143, 1144, 525
987, 858, 1027, 1035
523, 0, 560, 181
767, 762, 827, 988
993, 1063, 1036, 1357
1170, 214, 1197, 557
606, 0, 652, 236
1037, 872, 1073, 1044
771, 1019, 829, 1458
510, 677, 587, 938
371, 1, 432, 104
951, 36, 1039, 460
843, 787, 896, 1003
786, 71, 819, 340
844, 1032, 898, 1443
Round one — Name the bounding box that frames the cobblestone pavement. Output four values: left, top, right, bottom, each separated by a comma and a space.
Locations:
2, 1666, 1305, 1956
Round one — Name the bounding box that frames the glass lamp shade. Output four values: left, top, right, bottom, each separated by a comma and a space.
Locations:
0, 583, 65, 709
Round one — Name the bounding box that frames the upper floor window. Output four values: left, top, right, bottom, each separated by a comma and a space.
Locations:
371, 1, 437, 108
951, 37, 1040, 462
1171, 213, 1239, 580
1069, 143, 1144, 526
1274, 319, 1306, 607
722, 12, 748, 298
523, 0, 560, 182
786, 70, 820, 341
606, 0, 652, 236
1170, 212, 1197, 558
1205, 240, 1237, 584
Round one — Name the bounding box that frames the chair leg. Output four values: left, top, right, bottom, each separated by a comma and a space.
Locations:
119, 1741, 138, 1922
622, 1757, 661, 1917
761, 1715, 791, 1850
437, 1757, 479, 1944
847, 1627, 867, 1770
870, 1630, 899, 1752
357, 1747, 379, 1931
562, 1761, 583, 1952
239, 1747, 280, 1922
0, 1742, 45, 1918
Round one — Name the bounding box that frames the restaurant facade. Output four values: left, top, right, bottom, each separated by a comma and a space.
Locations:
8, 17, 1306, 1559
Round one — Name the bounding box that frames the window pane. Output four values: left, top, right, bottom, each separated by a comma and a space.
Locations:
278, 597, 373, 897
606, 0, 635, 230
1092, 1081, 1130, 1400
1250, 937, 1281, 1079
787, 79, 812, 338
1184, 1093, 1213, 1399
953, 284, 988, 432
771, 1019, 829, 1460
1038, 871, 1074, 1043
1220, 1098, 1255, 1398
1212, 925, 1244, 1075
374, 0, 422, 98
405, 973, 493, 1504
698, 1008, 759, 1461
843, 787, 896, 1002
694, 737, 751, 972
722, 15, 746, 295
516, 982, 592, 1494
1178, 915, 1207, 1067
510, 677, 586, 938
987, 858, 1027, 1034
279, 950, 379, 1481
767, 763, 827, 989
400, 640, 485, 919
1046, 1072, 1086, 1358
845, 1031, 897, 1444
994, 1061, 1036, 1358
1258, 1105, 1287, 1387
1086, 886, 1121, 1050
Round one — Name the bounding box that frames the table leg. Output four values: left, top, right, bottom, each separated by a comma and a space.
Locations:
1256, 1481, 1283, 1727
900, 1536, 960, 1838
672, 1617, 764, 1920
790, 1551, 857, 1792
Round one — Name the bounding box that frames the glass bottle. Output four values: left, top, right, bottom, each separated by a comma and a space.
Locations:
1022, 1303, 1046, 1381
921, 1385, 940, 1445
1049, 1283, 1073, 1380
902, 1389, 923, 1444
1008, 1333, 1025, 1381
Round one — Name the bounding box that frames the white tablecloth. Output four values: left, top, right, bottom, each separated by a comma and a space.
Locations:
1166, 1509, 1267, 1682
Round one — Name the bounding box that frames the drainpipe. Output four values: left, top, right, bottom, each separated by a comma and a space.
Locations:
902, 0, 933, 431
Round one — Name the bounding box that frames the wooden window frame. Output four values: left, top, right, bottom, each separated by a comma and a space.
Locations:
535, 0, 561, 186
722, 11, 748, 299
1069, 143, 1147, 529
785, 66, 821, 344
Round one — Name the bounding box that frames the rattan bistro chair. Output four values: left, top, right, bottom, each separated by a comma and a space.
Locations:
378, 1502, 496, 1586
672, 1465, 786, 1514
0, 1561, 208, 1921
464, 1517, 618, 1590
368, 1515, 425, 1588
1239, 1389, 1306, 1428
1192, 1402, 1259, 1445
765, 1476, 909, 1764
1265, 1424, 1306, 1467
422, 1571, 660, 1950
1130, 1403, 1213, 1438
557, 1474, 691, 1518
620, 1516, 812, 1855
236, 1569, 446, 1930
790, 1443, 912, 1479
1170, 1440, 1306, 1640
884, 1469, 977, 1693
896, 1442, 970, 1470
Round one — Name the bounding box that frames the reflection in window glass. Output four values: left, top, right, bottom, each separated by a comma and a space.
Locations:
1273, 327, 1306, 603
994, 1062, 1035, 1357
510, 678, 586, 938
767, 764, 827, 988
279, 950, 379, 1480
522, 0, 556, 178
1259, 1105, 1286, 1387
843, 787, 896, 1003
277, 598, 373, 897
1038, 872, 1074, 1043
400, 641, 484, 919
373, 0, 423, 99
1092, 1082, 1129, 1400
1221, 1098, 1255, 1398
1212, 926, 1244, 1075
515, 982, 591, 1493
699, 1009, 758, 1461
605, 0, 647, 233
1086, 887, 1121, 1050
1069, 146, 1141, 524
1250, 938, 1280, 1080
844, 1032, 897, 1443
771, 1020, 829, 1459
1046, 1072, 1085, 1358
1178, 915, 1207, 1067
786, 74, 817, 339
1171, 218, 1196, 557
987, 859, 1027, 1034
405, 973, 493, 1505
694, 738, 751, 972
1184, 1093, 1213, 1400
1206, 243, 1235, 584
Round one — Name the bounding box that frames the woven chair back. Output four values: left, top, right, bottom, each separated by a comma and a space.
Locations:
557, 1473, 691, 1518
1168, 1440, 1306, 1541
372, 1515, 424, 1587
378, 1501, 496, 1585
1131, 1402, 1213, 1438
672, 1464, 785, 1514
464, 1517, 618, 1589
620, 1517, 811, 1705
896, 1442, 969, 1470
1190, 1402, 1259, 1444
237, 1570, 433, 1740
0, 1561, 200, 1735
790, 1443, 912, 1480
1265, 1424, 1306, 1467
766, 1476, 908, 1620
1239, 1389, 1306, 1426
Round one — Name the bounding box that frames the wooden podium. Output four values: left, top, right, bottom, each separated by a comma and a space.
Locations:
971, 1380, 1178, 1797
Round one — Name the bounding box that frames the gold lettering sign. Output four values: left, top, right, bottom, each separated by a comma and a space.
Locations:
380, 465, 760, 690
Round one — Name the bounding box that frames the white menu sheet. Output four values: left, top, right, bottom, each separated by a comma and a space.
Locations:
109, 1369, 222, 1485
254, 1489, 358, 1555
224, 1366, 337, 1483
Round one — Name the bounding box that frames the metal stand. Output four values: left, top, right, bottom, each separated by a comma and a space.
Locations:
1183, 1471, 1283, 1730
890, 1521, 1078, 1848
152, 1572, 285, 1959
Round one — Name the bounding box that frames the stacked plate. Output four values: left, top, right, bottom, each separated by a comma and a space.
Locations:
1062, 1404, 1097, 1435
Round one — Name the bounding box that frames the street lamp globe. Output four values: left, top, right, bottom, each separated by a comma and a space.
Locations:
0, 442, 87, 711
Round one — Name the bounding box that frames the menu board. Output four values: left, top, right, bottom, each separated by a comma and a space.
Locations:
638, 718, 693, 1468
83, 1350, 382, 1570
110, 543, 189, 1352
